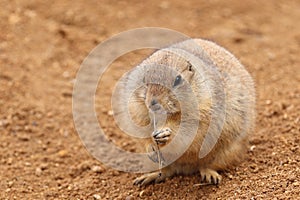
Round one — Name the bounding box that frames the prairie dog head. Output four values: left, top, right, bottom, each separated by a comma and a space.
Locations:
130, 62, 195, 118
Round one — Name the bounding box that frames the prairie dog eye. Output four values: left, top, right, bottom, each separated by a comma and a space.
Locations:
173, 75, 182, 87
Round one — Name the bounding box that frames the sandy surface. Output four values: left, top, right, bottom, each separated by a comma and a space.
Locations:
0, 0, 299, 199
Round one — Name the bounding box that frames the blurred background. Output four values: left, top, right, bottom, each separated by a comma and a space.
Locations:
0, 0, 299, 199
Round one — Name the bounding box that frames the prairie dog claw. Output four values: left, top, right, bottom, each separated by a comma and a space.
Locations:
200, 168, 222, 185
133, 172, 166, 186
152, 128, 172, 144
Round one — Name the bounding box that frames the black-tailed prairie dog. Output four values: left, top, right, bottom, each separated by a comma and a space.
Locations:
116, 39, 255, 186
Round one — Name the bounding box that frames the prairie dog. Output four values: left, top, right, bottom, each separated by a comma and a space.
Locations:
117, 39, 255, 186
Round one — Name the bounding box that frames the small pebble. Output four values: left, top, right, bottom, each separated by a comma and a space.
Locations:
265, 100, 272, 105
57, 150, 68, 158
35, 167, 42, 176
7, 158, 13, 165
0, 119, 9, 127
139, 190, 145, 197
293, 182, 299, 187
91, 165, 104, 173
8, 181, 14, 187
93, 194, 101, 199
250, 145, 256, 151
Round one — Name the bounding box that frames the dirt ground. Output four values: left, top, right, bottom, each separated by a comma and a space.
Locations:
1, 0, 299, 199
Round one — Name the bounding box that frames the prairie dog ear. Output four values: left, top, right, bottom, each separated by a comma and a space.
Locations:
181, 61, 195, 82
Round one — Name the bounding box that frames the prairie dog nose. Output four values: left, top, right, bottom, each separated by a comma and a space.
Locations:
149, 99, 162, 112
151, 99, 158, 106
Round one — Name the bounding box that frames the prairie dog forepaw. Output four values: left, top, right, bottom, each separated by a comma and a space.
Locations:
133, 172, 166, 186
152, 128, 172, 144
199, 168, 222, 185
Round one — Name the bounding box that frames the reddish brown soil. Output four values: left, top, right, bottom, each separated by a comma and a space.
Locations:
1, 0, 299, 199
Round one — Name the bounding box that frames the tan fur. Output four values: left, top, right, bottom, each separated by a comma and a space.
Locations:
126, 39, 255, 186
